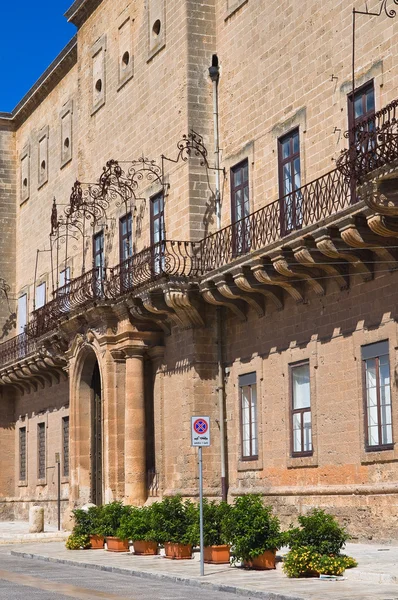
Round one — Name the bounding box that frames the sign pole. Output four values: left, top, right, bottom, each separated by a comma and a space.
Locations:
199, 446, 204, 577
191, 416, 210, 578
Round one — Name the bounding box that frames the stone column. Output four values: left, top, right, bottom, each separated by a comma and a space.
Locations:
124, 348, 146, 505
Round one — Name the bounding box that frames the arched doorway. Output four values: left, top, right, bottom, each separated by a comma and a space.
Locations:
91, 362, 102, 506
75, 350, 103, 506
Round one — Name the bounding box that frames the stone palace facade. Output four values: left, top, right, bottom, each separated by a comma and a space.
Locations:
1, 0, 398, 540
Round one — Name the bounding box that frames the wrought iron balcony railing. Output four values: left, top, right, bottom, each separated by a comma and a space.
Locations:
199, 167, 352, 272
29, 267, 106, 338
107, 240, 201, 299
0, 332, 37, 369
337, 97, 398, 184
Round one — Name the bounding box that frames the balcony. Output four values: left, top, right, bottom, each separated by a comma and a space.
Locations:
2, 97, 398, 375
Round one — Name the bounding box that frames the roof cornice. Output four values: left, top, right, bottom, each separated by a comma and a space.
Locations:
0, 36, 77, 129
64, 0, 103, 28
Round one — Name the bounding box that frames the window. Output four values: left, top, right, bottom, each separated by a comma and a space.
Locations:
17, 294, 27, 334
19, 427, 27, 481
37, 423, 46, 480
291, 361, 312, 456
362, 341, 393, 451
239, 372, 258, 460
348, 81, 375, 136
59, 267, 71, 289
348, 81, 376, 202
38, 126, 49, 189
62, 417, 70, 478
231, 160, 250, 255
118, 18, 133, 89
120, 213, 132, 262
278, 128, 302, 235
93, 231, 105, 295
92, 36, 106, 114
60, 100, 73, 167
20, 145, 30, 204
150, 193, 165, 274
35, 282, 46, 310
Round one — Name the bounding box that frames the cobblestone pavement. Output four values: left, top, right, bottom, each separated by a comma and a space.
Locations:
2, 541, 398, 600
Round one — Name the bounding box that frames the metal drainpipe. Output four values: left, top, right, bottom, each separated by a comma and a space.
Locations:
209, 55, 228, 501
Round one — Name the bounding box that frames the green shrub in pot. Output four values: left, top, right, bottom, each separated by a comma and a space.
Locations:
96, 501, 132, 539
223, 494, 281, 563
155, 495, 198, 545
117, 505, 159, 543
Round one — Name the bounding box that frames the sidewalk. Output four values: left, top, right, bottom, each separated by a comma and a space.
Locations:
0, 520, 68, 545
6, 541, 398, 600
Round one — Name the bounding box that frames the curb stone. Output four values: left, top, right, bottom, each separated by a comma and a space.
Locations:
10, 550, 305, 600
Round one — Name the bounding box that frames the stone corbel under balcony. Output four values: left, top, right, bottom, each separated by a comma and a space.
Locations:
200, 280, 246, 321
251, 257, 305, 304
313, 228, 373, 282
289, 238, 349, 291
212, 274, 265, 318
269, 249, 325, 297
134, 282, 205, 330
230, 265, 284, 311
339, 215, 398, 272
0, 346, 67, 394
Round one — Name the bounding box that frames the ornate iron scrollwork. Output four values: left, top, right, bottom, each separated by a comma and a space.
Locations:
99, 157, 164, 209
172, 130, 209, 168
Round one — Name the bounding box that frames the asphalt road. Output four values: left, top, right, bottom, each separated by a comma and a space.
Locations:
0, 552, 255, 600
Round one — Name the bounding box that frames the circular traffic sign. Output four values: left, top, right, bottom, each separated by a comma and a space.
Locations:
193, 418, 208, 434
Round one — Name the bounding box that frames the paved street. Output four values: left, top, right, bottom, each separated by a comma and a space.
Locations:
0, 551, 265, 600
2, 541, 398, 600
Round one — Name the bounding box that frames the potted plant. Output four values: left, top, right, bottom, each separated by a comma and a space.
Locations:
65, 533, 91, 550
192, 499, 231, 564
97, 501, 132, 552
224, 494, 281, 569
283, 509, 357, 578
71, 506, 104, 549
73, 506, 105, 550
117, 505, 159, 555
156, 496, 198, 559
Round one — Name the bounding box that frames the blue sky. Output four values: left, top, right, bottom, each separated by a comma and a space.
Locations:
0, 1, 76, 112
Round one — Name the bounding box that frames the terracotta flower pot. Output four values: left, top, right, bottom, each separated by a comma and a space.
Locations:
164, 542, 193, 559
133, 540, 158, 555
203, 544, 231, 564
106, 537, 130, 552
244, 550, 276, 570
89, 535, 105, 549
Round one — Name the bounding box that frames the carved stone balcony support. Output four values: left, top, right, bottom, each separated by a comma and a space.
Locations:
313, 230, 373, 281
200, 281, 246, 321
290, 239, 348, 291
213, 275, 265, 317
251, 258, 304, 303
270, 250, 325, 296
339, 216, 398, 272
231, 266, 284, 311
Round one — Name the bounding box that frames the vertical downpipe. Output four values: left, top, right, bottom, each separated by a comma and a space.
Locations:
209, 55, 228, 502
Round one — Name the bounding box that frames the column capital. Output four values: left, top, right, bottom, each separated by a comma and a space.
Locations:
110, 349, 126, 363
123, 346, 146, 360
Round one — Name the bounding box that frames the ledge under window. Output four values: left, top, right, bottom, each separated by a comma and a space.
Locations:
287, 452, 317, 470
225, 0, 248, 21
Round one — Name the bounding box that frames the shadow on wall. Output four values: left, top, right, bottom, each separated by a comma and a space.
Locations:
0, 313, 16, 341
223, 269, 398, 363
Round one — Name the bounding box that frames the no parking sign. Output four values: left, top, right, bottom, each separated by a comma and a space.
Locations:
191, 416, 210, 447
